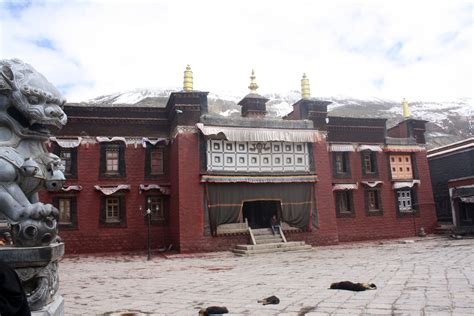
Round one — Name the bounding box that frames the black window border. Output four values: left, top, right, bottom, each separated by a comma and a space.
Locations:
144, 194, 168, 225
99, 142, 126, 179
333, 152, 351, 179
395, 188, 420, 218
53, 195, 78, 230
361, 150, 378, 178
144, 144, 166, 179
99, 194, 127, 227
52, 145, 78, 180
364, 188, 383, 216
335, 190, 355, 218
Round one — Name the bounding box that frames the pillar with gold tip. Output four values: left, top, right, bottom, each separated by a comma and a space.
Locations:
402, 98, 411, 118
301, 73, 311, 99
248, 69, 259, 94
183, 64, 193, 91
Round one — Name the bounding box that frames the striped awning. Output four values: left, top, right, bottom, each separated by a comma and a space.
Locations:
332, 183, 358, 191
94, 184, 130, 195
329, 144, 356, 152
200, 174, 319, 183
384, 145, 425, 152
392, 180, 420, 189
96, 136, 127, 144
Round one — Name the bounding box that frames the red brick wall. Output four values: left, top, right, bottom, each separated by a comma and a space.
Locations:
334, 150, 437, 242
40, 143, 169, 254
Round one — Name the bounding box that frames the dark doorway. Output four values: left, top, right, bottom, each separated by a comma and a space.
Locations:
459, 202, 474, 227
242, 200, 281, 229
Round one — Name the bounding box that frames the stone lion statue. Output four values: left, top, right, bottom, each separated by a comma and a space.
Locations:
0, 58, 66, 247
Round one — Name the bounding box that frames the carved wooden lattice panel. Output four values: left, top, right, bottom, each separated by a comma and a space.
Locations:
207, 140, 309, 172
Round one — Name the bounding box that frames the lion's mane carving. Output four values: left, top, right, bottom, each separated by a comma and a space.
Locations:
0, 59, 67, 247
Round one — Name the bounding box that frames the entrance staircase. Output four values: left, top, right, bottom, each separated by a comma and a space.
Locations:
232, 227, 312, 256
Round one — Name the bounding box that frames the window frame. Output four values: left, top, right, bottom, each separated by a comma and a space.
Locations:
335, 190, 355, 218
53, 195, 78, 229
100, 142, 126, 179
99, 195, 126, 227
53, 145, 78, 179
333, 152, 351, 178
361, 150, 378, 177
395, 188, 419, 218
364, 188, 383, 216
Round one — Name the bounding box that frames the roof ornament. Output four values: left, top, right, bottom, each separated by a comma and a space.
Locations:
301, 73, 311, 99
183, 64, 193, 91
248, 69, 258, 93
402, 98, 411, 118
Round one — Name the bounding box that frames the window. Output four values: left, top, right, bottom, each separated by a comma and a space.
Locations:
100, 143, 125, 178
361, 151, 377, 176
53, 146, 77, 179
397, 189, 412, 212
335, 190, 354, 217
100, 195, 125, 226
395, 188, 419, 217
146, 195, 165, 223
53, 196, 77, 229
390, 155, 413, 180
365, 189, 382, 215
145, 145, 165, 178
333, 152, 351, 178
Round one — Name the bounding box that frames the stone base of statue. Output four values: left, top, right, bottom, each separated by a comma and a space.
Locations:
0, 242, 65, 314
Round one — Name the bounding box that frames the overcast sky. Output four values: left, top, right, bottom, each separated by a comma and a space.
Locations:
0, 0, 472, 102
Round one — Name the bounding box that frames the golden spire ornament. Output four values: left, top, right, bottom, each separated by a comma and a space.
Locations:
402, 98, 411, 118
301, 73, 311, 99
183, 64, 193, 91
248, 69, 258, 93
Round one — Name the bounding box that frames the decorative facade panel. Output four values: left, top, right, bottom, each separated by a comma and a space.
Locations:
206, 140, 310, 173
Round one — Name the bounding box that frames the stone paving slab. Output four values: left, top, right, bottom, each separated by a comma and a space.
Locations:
59, 236, 474, 315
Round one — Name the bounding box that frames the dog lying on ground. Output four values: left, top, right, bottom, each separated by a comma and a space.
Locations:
198, 306, 229, 315
330, 281, 377, 291
258, 295, 280, 305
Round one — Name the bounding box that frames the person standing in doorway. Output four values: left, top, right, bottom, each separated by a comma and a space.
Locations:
270, 215, 280, 235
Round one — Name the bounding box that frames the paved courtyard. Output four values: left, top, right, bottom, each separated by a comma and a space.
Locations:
59, 236, 474, 315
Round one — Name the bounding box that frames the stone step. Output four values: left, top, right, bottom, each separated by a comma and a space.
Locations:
233, 244, 312, 256
434, 224, 454, 235
254, 236, 284, 244
251, 228, 274, 235
235, 241, 306, 251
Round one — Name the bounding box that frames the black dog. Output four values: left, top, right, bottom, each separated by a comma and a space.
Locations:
198, 306, 229, 315
258, 295, 280, 305
330, 281, 377, 292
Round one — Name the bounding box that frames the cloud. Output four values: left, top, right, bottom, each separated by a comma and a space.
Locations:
0, 0, 472, 102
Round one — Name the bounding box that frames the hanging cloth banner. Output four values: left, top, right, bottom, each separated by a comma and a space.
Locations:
49, 137, 83, 148
196, 123, 322, 143
361, 181, 384, 187
329, 144, 356, 152
141, 138, 169, 148
358, 145, 383, 152
96, 137, 127, 144
139, 184, 170, 195
392, 180, 421, 189
332, 183, 358, 191
61, 185, 83, 192
94, 184, 130, 195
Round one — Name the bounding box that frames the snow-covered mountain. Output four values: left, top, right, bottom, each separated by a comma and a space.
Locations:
86, 88, 472, 149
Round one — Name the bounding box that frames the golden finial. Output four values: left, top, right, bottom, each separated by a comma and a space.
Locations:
183, 64, 193, 91
248, 69, 258, 93
402, 98, 411, 118
301, 73, 311, 99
